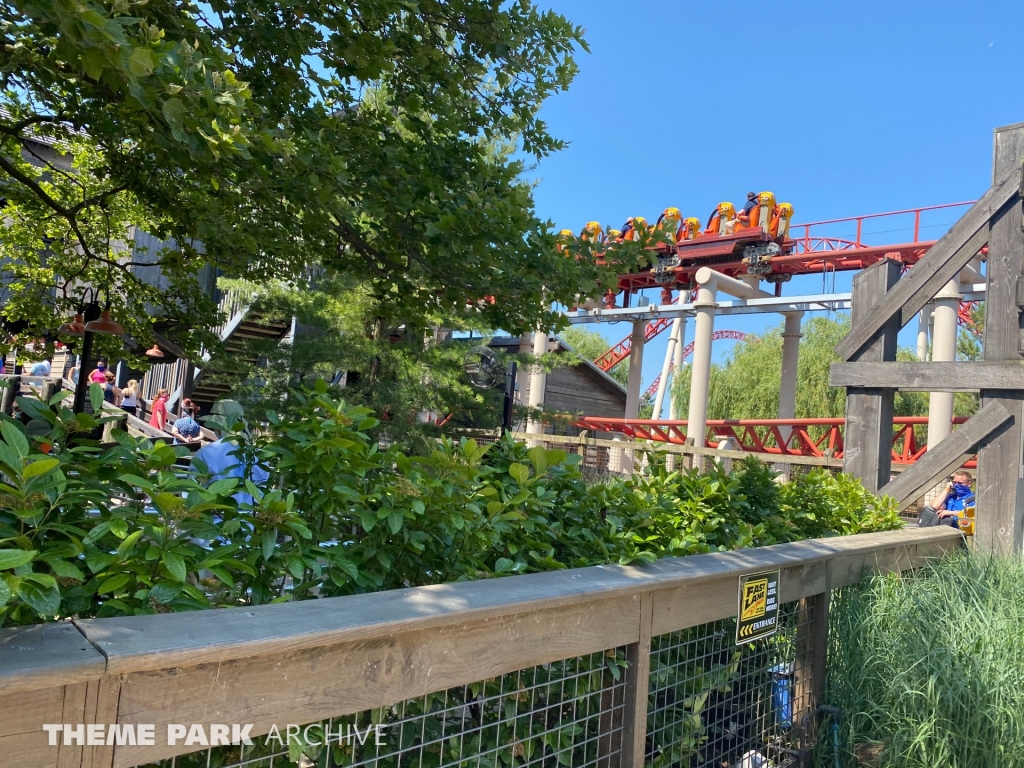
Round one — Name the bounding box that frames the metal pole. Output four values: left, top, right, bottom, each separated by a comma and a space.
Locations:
501, 361, 517, 436
72, 330, 94, 414
916, 306, 932, 361
778, 312, 803, 447
927, 280, 961, 448
668, 317, 687, 421
652, 318, 681, 420
624, 320, 645, 420
526, 330, 548, 435
686, 282, 717, 448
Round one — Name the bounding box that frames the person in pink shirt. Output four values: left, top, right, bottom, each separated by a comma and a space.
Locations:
149, 389, 169, 431
88, 360, 109, 383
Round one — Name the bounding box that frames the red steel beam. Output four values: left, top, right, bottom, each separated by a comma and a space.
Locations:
642, 330, 749, 399
573, 416, 971, 466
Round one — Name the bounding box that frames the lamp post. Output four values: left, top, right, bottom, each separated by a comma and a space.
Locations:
71, 302, 101, 414
66, 302, 125, 414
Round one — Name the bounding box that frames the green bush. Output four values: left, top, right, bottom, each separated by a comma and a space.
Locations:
827, 553, 1024, 768
0, 383, 901, 627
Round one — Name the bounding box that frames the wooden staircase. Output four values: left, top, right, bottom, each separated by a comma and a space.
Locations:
141, 289, 291, 414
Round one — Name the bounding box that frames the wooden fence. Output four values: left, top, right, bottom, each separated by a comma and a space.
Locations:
0, 527, 962, 768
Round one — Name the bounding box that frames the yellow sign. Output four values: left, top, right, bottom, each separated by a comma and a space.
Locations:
740, 578, 768, 621
736, 570, 780, 645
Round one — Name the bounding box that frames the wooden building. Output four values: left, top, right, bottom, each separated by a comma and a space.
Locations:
489, 334, 627, 433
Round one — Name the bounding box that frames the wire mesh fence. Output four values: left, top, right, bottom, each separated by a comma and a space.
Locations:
646, 601, 814, 768
135, 600, 822, 768
140, 648, 629, 768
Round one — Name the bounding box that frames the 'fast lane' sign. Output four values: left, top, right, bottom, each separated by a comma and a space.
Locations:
736, 570, 780, 645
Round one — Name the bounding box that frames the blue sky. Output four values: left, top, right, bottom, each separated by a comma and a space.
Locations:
529, 0, 1024, 410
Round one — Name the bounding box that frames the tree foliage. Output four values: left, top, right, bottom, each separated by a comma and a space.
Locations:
671, 315, 934, 423
558, 326, 627, 385
202, 276, 514, 451
1, 0, 614, 350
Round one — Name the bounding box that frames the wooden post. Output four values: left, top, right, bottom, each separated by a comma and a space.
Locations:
793, 574, 831, 764
0, 376, 20, 416
40, 377, 57, 406
618, 592, 653, 768
842, 259, 902, 492
977, 122, 1024, 553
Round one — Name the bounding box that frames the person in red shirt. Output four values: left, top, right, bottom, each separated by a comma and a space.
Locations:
149, 389, 170, 431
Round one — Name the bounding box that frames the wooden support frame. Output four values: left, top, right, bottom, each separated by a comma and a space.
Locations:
834, 165, 1018, 361
976, 122, 1024, 553
877, 401, 1013, 511
843, 259, 901, 492
830, 361, 1024, 392
793, 581, 830, 765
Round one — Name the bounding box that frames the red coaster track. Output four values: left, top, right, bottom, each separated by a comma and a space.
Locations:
592, 201, 981, 371
574, 416, 973, 467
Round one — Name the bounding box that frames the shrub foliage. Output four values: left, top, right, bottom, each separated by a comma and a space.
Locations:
0, 383, 902, 627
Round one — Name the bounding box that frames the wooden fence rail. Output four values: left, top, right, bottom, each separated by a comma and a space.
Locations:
0, 527, 961, 768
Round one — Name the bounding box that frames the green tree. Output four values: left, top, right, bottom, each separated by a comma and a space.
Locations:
559, 326, 628, 385
1, 0, 609, 349
670, 315, 929, 423
201, 275, 515, 451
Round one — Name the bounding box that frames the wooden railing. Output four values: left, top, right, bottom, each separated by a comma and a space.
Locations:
0, 527, 962, 768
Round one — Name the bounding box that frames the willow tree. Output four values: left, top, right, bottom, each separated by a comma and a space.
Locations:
670, 315, 943, 423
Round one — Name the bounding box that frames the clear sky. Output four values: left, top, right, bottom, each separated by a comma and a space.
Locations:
530, 0, 1024, 411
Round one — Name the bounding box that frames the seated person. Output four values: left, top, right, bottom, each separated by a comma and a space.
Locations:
736, 192, 759, 226
620, 216, 645, 241
918, 470, 975, 528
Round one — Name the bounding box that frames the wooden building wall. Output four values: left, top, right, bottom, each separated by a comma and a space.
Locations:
494, 336, 627, 432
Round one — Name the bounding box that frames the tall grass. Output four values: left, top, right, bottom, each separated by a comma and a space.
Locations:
826, 553, 1024, 767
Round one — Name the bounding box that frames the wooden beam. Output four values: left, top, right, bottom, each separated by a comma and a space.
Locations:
877, 400, 1013, 511
63, 529, 951, 678
0, 528, 963, 768
619, 592, 653, 768
112, 596, 642, 766
830, 361, 1024, 391
835, 165, 1018, 361
843, 259, 901, 492
0, 623, 106, 695
977, 122, 1024, 553
793, 585, 830, 753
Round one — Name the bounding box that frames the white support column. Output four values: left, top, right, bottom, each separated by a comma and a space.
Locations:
686, 268, 775, 453
686, 284, 716, 449
668, 317, 687, 421
526, 329, 549, 436
624, 320, 645, 420
778, 312, 803, 447
916, 306, 932, 361
926, 280, 961, 448
653, 318, 682, 420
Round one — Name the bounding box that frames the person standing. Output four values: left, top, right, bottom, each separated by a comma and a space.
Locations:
149, 388, 170, 430
30, 357, 51, 376
171, 399, 202, 445
88, 360, 109, 384
102, 371, 123, 406
120, 379, 140, 416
